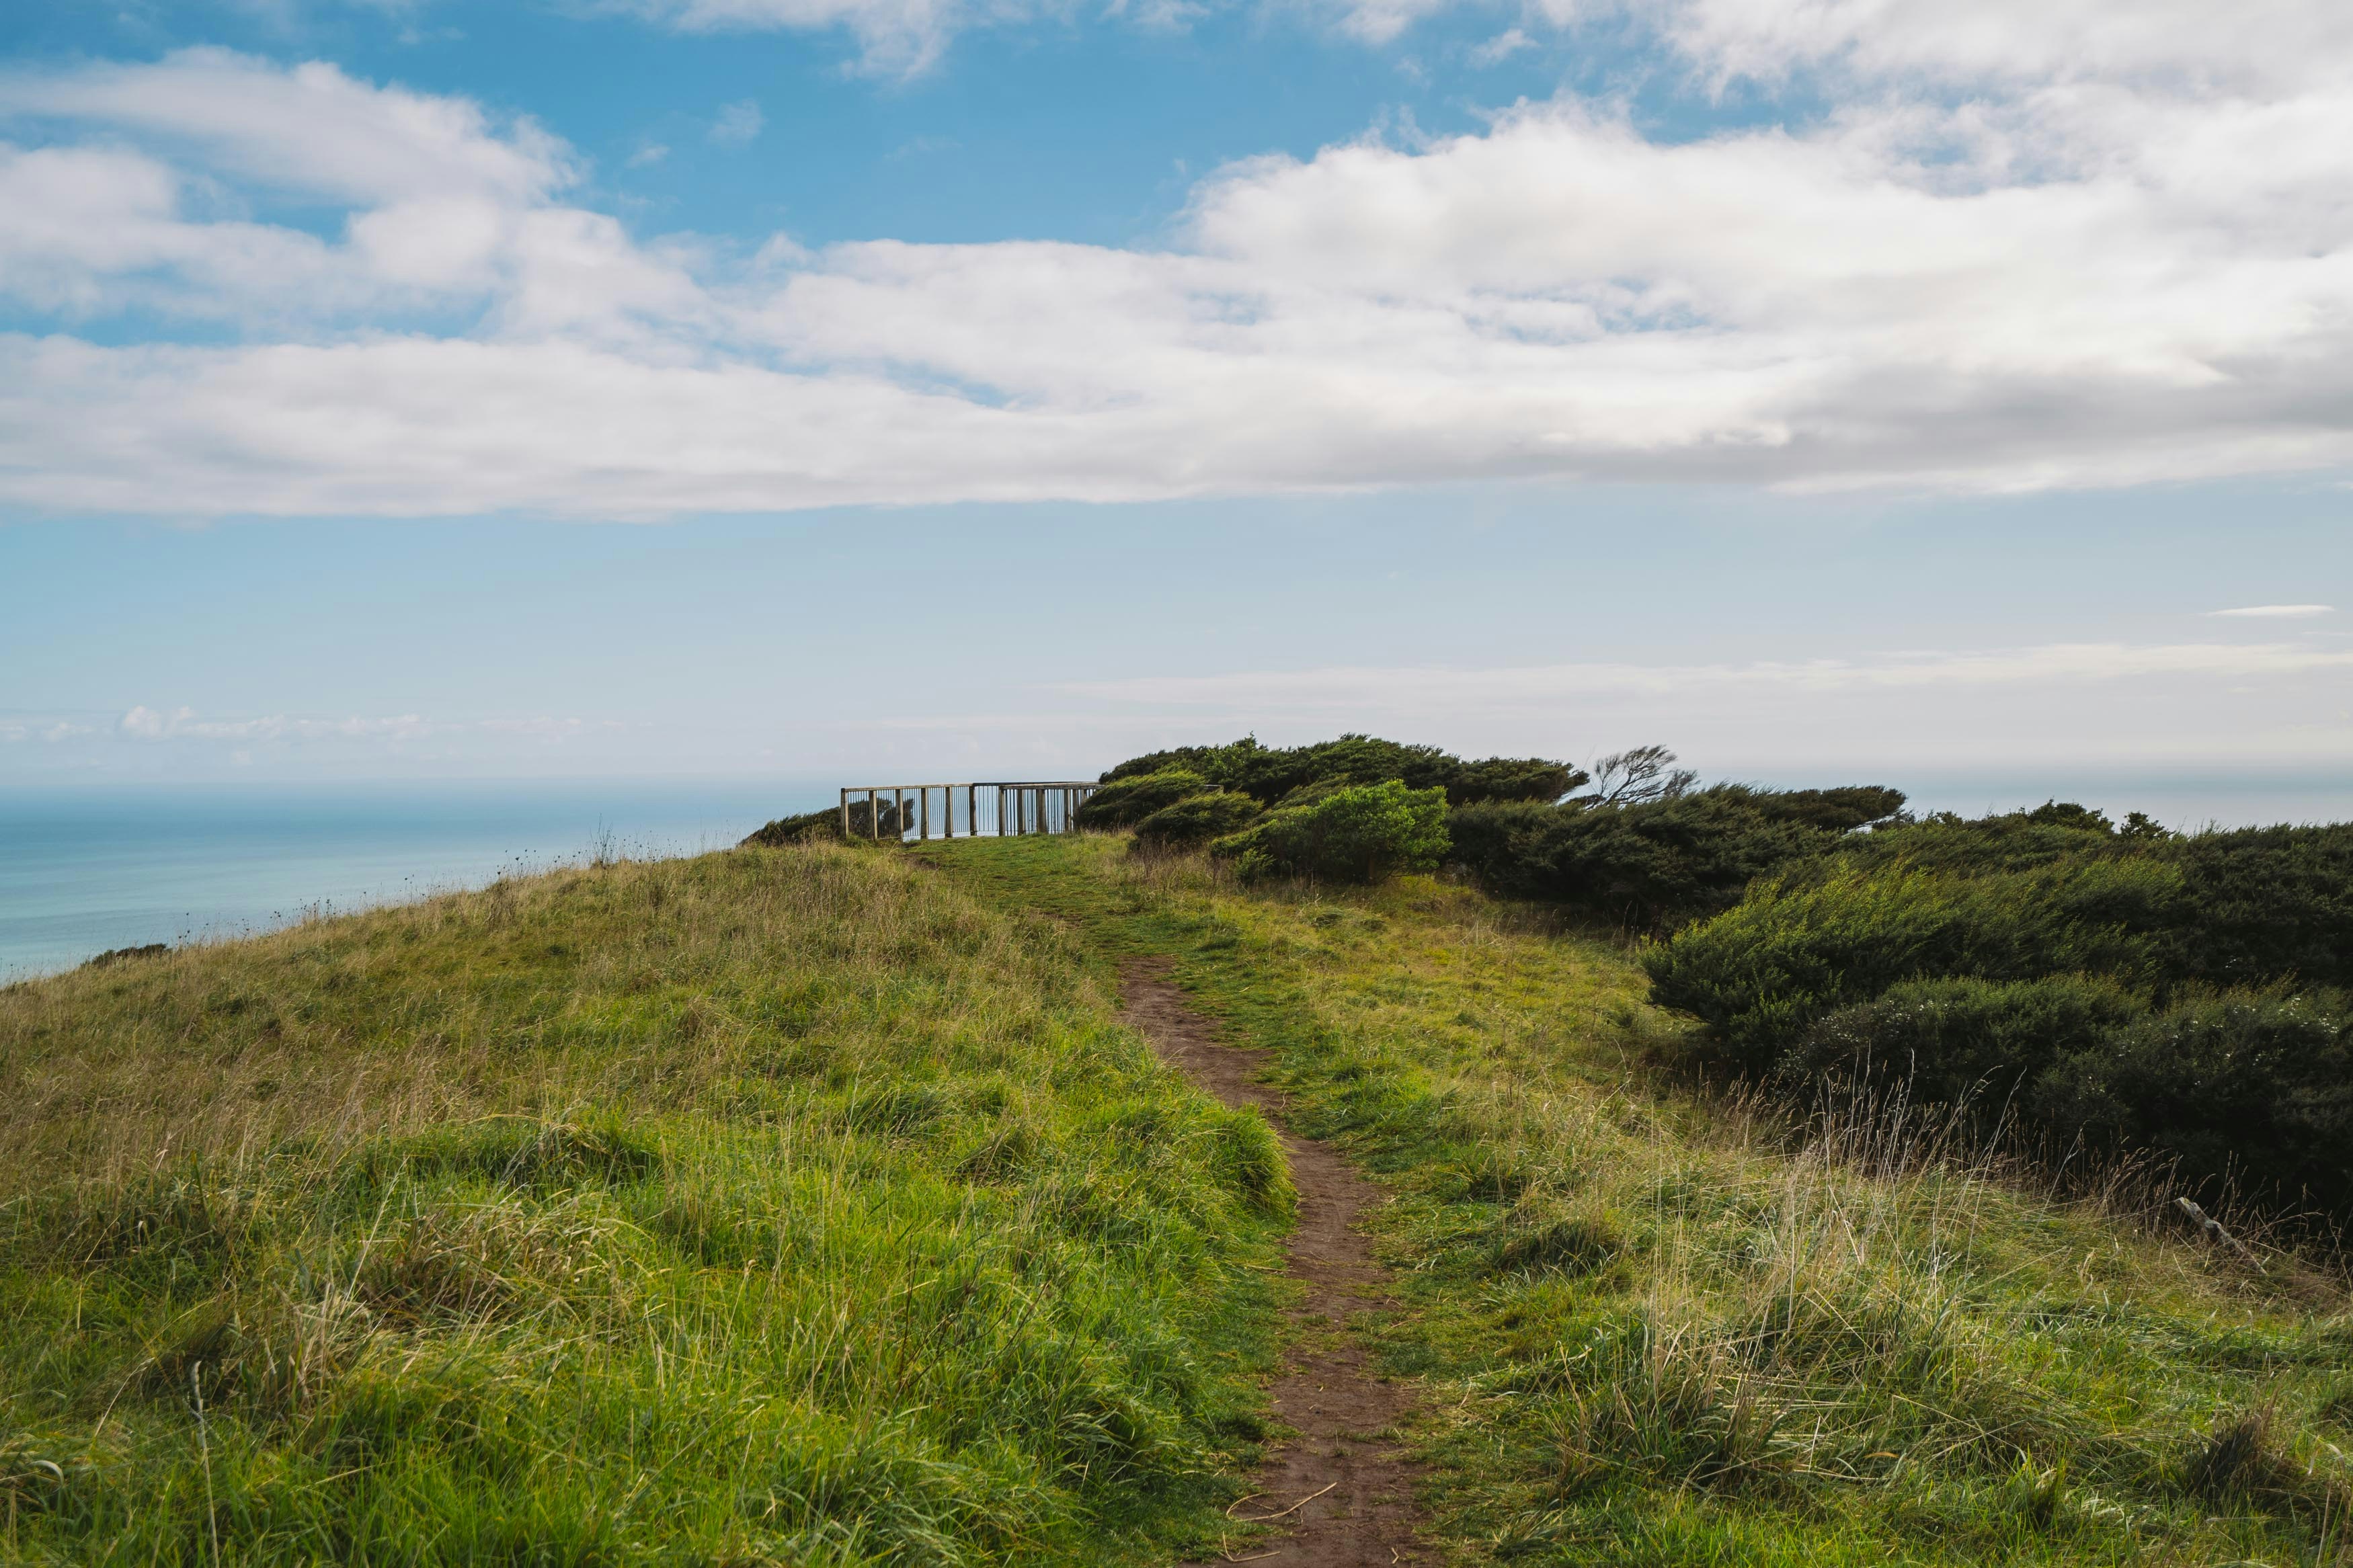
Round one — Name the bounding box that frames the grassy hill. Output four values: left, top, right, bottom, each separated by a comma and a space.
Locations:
3, 828, 2348, 1566
928, 835, 2353, 1567
0, 845, 1289, 1564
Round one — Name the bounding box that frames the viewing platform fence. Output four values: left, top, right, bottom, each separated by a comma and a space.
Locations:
838, 782, 1101, 841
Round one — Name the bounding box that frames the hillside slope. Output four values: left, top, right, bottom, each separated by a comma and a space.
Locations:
0, 845, 1289, 1564
930, 835, 2353, 1568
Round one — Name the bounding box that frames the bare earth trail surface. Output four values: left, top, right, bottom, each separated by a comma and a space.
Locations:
1119, 958, 1432, 1567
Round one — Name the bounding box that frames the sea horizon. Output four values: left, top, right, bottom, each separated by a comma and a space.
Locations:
0, 777, 835, 981
5, 765, 2348, 983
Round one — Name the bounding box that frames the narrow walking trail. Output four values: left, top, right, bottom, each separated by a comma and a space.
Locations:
1119, 958, 1431, 1567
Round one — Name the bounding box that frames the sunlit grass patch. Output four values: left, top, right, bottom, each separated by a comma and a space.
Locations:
937, 835, 2353, 1567
0, 842, 1287, 1564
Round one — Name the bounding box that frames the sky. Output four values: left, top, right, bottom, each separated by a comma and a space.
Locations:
2, 0, 2350, 819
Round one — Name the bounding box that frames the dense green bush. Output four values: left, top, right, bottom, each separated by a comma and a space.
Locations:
1209, 781, 1449, 883
1804, 815, 2353, 992
1647, 811, 2353, 1216
1132, 790, 1263, 848
1785, 974, 2148, 1106
1074, 768, 1212, 829
1642, 859, 2184, 1062
2163, 825, 2353, 991
1453, 784, 1907, 934
742, 806, 848, 845
1102, 735, 1580, 807
2034, 990, 2353, 1214
1778, 975, 2353, 1213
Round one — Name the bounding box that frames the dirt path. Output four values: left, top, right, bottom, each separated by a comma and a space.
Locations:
1119, 958, 1431, 1568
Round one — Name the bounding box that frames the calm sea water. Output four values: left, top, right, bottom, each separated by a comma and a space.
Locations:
0, 780, 830, 981
5, 770, 2344, 984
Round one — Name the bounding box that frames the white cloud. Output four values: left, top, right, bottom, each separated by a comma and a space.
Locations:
708, 98, 764, 145
619, 0, 1002, 75
1640, 0, 2353, 96
1037, 641, 2353, 775
1060, 642, 2353, 710
119, 704, 431, 741
0, 49, 569, 204
5, 34, 2353, 517
2206, 604, 2335, 619
1467, 27, 1532, 65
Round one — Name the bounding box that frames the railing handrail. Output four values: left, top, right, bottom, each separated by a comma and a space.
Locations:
837, 780, 1100, 790
836, 780, 1100, 841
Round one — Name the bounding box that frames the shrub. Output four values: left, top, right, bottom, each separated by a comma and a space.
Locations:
1074, 768, 1212, 829
741, 807, 846, 846
1131, 790, 1263, 848
1647, 813, 2353, 1219
1784, 974, 2147, 1106
2032, 989, 2353, 1213
1210, 781, 1449, 884
1453, 784, 1907, 934
2161, 824, 2353, 991
1810, 807, 2137, 878
1102, 737, 1269, 786
1640, 859, 2182, 1065
1099, 735, 1581, 807
1444, 756, 1587, 806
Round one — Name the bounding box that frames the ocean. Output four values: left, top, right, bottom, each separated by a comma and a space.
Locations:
0, 780, 829, 981
5, 770, 2344, 984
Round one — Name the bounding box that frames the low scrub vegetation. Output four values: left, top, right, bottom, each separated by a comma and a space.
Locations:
1451, 782, 1906, 932
1102, 734, 1583, 809
1649, 809, 2353, 1218
0, 845, 1289, 1564
1092, 735, 1906, 932
1132, 788, 1264, 848
937, 835, 2353, 1568
1090, 734, 2353, 1226
1211, 780, 1450, 883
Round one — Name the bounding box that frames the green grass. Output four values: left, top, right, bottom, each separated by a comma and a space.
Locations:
0, 843, 1292, 1565
926, 834, 2353, 1567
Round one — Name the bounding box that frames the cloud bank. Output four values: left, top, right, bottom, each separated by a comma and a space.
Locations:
6, 10, 2353, 520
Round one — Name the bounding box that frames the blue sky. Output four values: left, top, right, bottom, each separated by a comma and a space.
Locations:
3, 0, 2350, 819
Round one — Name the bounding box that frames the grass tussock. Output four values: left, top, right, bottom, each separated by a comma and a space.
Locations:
0, 843, 1290, 1564
936, 835, 2353, 1568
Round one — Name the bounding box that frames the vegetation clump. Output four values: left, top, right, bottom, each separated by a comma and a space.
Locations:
1209, 780, 1450, 883
739, 804, 846, 845
1102, 734, 1583, 808
1075, 768, 1218, 829
1095, 736, 1905, 931
1647, 807, 2353, 1216
1131, 789, 1263, 848
1088, 732, 2353, 1221
1451, 781, 1906, 932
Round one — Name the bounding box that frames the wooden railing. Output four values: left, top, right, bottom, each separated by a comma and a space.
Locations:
838, 781, 1100, 841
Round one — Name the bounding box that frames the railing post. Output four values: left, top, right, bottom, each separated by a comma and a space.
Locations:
869, 788, 881, 841
839, 788, 848, 837
920, 787, 930, 841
